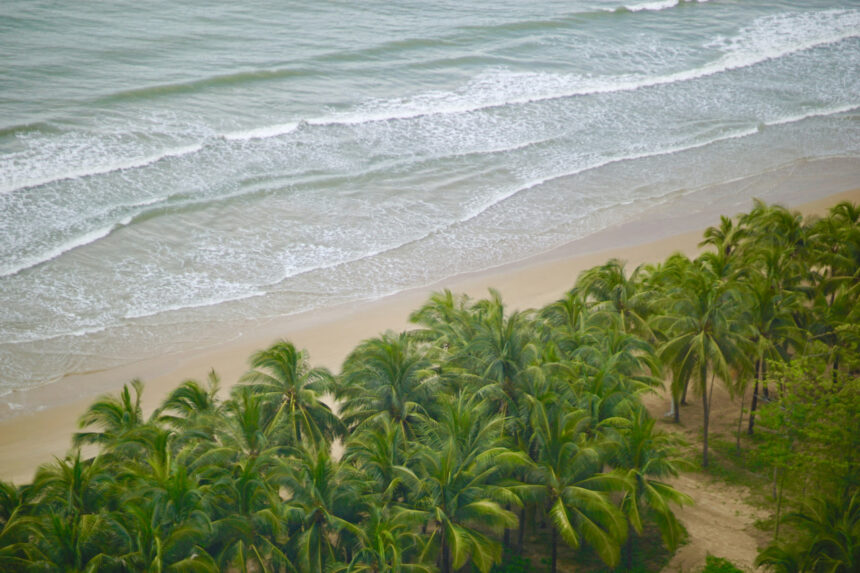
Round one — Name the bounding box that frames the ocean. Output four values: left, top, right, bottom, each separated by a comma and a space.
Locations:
1, 0, 858, 412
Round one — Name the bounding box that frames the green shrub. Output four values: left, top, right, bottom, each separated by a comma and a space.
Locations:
701, 554, 743, 573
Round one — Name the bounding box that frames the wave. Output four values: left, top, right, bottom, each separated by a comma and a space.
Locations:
3, 99, 854, 282
424, 103, 860, 241
2, 9, 854, 197
218, 9, 860, 143
0, 143, 203, 196
0, 121, 58, 139
619, 0, 709, 13
95, 67, 313, 104
223, 122, 301, 141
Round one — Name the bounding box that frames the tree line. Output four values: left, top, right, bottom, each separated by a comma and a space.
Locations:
1, 200, 857, 572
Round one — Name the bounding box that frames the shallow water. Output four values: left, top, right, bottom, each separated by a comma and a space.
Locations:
1, 0, 858, 405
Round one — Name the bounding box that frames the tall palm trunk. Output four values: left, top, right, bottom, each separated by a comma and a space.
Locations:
625, 530, 635, 569
550, 526, 558, 573
702, 370, 714, 468
735, 386, 745, 452
518, 506, 526, 553
748, 359, 762, 435
440, 526, 451, 573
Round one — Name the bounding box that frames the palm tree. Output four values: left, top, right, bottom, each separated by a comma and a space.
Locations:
657, 259, 750, 468
409, 289, 478, 352
278, 445, 364, 572
570, 325, 661, 427
464, 290, 539, 444
241, 340, 342, 447
740, 267, 800, 436
31, 451, 114, 517
757, 488, 859, 573
113, 499, 218, 572
26, 510, 123, 572
73, 379, 149, 456
338, 331, 438, 437
414, 392, 520, 573
516, 396, 627, 572
335, 503, 434, 573
342, 417, 420, 504
612, 409, 692, 568
577, 258, 654, 338
0, 480, 37, 570
155, 370, 223, 444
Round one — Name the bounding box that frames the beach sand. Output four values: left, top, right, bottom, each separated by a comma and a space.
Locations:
2, 186, 859, 485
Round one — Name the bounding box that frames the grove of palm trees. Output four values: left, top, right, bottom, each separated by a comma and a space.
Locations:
1, 200, 857, 572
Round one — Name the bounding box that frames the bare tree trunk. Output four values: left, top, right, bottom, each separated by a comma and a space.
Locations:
551, 526, 558, 573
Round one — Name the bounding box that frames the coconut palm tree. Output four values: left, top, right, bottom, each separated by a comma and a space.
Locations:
516, 396, 627, 572
757, 488, 859, 573
342, 417, 420, 505
278, 445, 364, 572
463, 290, 539, 445
154, 370, 223, 444
740, 267, 801, 436
657, 259, 750, 468
338, 331, 438, 437
413, 391, 520, 573
25, 510, 122, 572
612, 409, 692, 568
334, 503, 434, 573
0, 480, 38, 570
577, 258, 654, 338
241, 340, 342, 447
409, 289, 478, 352
112, 499, 218, 572
73, 379, 149, 456
31, 451, 115, 517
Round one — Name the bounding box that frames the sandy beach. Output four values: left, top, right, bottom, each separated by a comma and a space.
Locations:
1, 185, 858, 485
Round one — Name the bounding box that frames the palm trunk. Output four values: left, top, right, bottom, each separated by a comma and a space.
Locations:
625, 531, 635, 569
518, 506, 526, 553
441, 529, 451, 573
735, 385, 745, 453
550, 526, 558, 573
747, 359, 762, 435
702, 372, 712, 469
774, 467, 787, 541
672, 392, 680, 424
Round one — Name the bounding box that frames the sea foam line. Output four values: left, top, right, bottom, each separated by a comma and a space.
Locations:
0, 143, 203, 196
221, 9, 859, 143
434, 102, 860, 239
621, 0, 709, 13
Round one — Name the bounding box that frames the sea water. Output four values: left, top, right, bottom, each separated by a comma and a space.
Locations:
1, 0, 858, 410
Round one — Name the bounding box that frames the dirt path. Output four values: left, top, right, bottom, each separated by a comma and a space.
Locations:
642, 384, 771, 572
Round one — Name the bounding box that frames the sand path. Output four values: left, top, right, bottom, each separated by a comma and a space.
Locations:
643, 382, 771, 572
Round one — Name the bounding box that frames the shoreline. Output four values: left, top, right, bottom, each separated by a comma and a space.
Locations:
2, 185, 859, 484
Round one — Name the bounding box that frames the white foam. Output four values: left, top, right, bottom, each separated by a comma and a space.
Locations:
0, 224, 118, 277
222, 122, 300, 141
211, 9, 858, 143
445, 102, 855, 236
0, 143, 203, 195
625, 0, 682, 12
